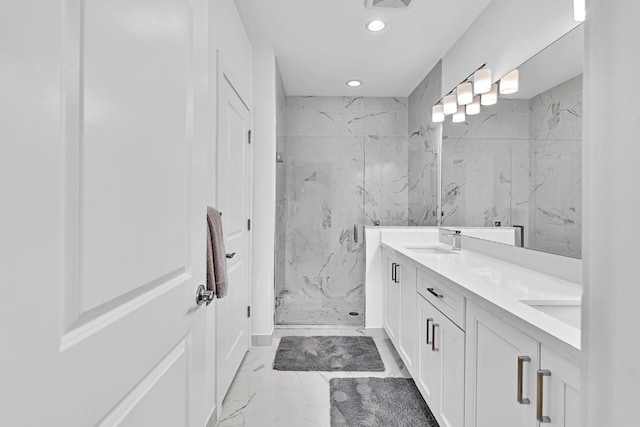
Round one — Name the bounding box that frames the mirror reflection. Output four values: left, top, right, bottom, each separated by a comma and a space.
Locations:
440, 25, 583, 259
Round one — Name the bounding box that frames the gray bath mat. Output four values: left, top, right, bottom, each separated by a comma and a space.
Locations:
273, 336, 385, 371
330, 377, 438, 427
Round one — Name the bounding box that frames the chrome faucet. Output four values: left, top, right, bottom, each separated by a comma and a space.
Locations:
442, 230, 462, 250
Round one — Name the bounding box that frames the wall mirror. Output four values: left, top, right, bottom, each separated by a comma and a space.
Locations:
439, 24, 584, 259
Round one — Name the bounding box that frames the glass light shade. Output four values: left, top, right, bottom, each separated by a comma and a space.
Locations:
443, 95, 457, 115
466, 96, 481, 115
574, 0, 585, 21
500, 69, 519, 94
473, 68, 492, 94
432, 104, 445, 123
452, 106, 466, 123
457, 82, 473, 105
481, 83, 498, 106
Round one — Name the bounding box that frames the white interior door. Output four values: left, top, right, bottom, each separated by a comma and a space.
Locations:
215, 66, 252, 407
1, 1, 209, 426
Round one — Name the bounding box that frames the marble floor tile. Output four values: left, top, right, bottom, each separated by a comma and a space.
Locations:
215, 328, 409, 427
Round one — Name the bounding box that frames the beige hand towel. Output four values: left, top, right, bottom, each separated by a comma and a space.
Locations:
206, 206, 229, 298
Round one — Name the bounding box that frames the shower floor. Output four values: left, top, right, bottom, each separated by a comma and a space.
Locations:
276, 297, 364, 326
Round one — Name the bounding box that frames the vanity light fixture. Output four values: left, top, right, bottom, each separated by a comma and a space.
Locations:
366, 19, 386, 32
466, 96, 481, 115
432, 104, 445, 123
457, 82, 473, 105
499, 69, 519, 94
481, 83, 498, 105
574, 0, 585, 22
452, 105, 466, 123
443, 94, 458, 115
346, 80, 362, 87
473, 68, 492, 94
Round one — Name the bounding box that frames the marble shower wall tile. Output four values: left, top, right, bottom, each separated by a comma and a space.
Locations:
364, 136, 409, 226
279, 96, 409, 325
528, 75, 583, 258
408, 60, 442, 225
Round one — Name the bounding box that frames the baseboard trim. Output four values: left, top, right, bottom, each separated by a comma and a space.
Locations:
251, 333, 273, 346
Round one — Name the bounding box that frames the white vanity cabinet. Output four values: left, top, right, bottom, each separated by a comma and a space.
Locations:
418, 295, 465, 427
465, 301, 581, 427
383, 249, 401, 345
538, 345, 581, 427
466, 301, 539, 427
398, 263, 418, 375
383, 249, 418, 375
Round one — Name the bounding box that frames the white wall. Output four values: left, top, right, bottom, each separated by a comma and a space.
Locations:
206, 0, 253, 422
442, 0, 580, 96
251, 47, 277, 344
583, 1, 640, 425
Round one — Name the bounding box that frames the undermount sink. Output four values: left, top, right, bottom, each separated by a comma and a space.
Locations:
405, 247, 458, 255
520, 300, 581, 329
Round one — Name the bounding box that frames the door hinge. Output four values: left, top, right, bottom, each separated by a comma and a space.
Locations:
247, 306, 251, 318
248, 130, 252, 144
247, 219, 251, 231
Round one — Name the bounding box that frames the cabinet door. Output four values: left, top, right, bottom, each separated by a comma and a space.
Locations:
436, 311, 465, 427
539, 346, 581, 427
384, 252, 400, 344
418, 297, 440, 405
419, 297, 466, 427
399, 264, 418, 374
466, 302, 539, 427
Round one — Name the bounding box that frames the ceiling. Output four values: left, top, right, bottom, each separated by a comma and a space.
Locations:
234, 0, 492, 97
504, 24, 584, 100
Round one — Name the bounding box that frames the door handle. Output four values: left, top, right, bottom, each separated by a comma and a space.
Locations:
353, 224, 358, 243
426, 318, 433, 344
394, 264, 400, 283
537, 370, 551, 423
195, 284, 213, 306
517, 356, 531, 404
226, 252, 236, 259
431, 323, 439, 351
391, 262, 396, 282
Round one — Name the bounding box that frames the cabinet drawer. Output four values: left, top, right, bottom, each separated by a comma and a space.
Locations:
417, 269, 465, 330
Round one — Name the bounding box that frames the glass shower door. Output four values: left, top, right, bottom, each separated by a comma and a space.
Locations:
275, 135, 365, 326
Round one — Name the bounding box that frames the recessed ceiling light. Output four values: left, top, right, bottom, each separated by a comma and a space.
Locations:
346, 80, 362, 87
366, 19, 386, 32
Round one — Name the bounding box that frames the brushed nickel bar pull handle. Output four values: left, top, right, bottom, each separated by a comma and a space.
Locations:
391, 263, 396, 282
517, 356, 531, 404
426, 318, 433, 344
537, 370, 551, 423
432, 323, 439, 351
427, 287, 444, 299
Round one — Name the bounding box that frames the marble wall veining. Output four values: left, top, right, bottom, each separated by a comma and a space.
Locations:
408, 60, 442, 226
278, 96, 408, 325
528, 75, 582, 258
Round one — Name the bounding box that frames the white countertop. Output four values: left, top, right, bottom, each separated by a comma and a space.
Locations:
382, 240, 582, 351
